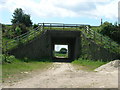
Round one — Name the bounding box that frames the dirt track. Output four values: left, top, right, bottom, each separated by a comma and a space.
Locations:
3, 62, 118, 88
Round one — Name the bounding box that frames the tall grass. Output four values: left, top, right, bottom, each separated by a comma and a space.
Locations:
72, 58, 108, 71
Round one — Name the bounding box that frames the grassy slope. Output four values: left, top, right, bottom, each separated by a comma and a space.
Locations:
72, 58, 108, 71
2, 59, 52, 83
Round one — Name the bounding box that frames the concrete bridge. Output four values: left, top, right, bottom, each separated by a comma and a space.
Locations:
9, 30, 81, 62
8, 23, 120, 62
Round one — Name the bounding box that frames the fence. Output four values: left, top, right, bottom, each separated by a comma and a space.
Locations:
38, 23, 88, 30
3, 25, 43, 53
82, 27, 120, 55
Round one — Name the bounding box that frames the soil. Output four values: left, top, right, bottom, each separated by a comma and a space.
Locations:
2, 61, 119, 88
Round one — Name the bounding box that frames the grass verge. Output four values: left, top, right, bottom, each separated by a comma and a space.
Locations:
2, 58, 52, 83
72, 58, 108, 71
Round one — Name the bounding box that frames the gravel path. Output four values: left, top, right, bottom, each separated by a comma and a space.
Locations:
3, 62, 118, 88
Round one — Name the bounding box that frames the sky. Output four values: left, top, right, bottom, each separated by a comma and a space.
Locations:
0, 0, 119, 26
55, 45, 68, 51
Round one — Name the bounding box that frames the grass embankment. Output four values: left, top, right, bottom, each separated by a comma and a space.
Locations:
72, 58, 108, 71
2, 58, 52, 83
2, 29, 42, 52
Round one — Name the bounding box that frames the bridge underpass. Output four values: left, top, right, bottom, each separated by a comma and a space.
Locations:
50, 30, 81, 62
7, 23, 120, 62
9, 30, 81, 62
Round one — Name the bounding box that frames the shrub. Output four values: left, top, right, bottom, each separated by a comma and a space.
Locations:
33, 24, 39, 29
23, 57, 29, 62
1, 54, 16, 64
15, 26, 22, 35
6, 55, 15, 63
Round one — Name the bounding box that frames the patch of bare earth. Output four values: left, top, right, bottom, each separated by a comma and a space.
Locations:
2, 60, 119, 88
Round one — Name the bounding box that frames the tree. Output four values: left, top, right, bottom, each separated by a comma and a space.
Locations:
100, 21, 113, 36
22, 14, 32, 27
100, 21, 120, 44
11, 8, 32, 27
59, 48, 67, 54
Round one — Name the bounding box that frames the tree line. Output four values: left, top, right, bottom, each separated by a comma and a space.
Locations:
100, 21, 120, 44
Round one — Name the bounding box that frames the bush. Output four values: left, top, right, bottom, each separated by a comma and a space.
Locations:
1, 54, 16, 64
23, 57, 29, 62
100, 21, 113, 36
7, 55, 16, 63
33, 24, 39, 29
15, 26, 22, 35
12, 23, 28, 34
2, 25, 15, 38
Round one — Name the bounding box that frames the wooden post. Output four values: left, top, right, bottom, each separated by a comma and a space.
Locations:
50, 24, 51, 30
34, 29, 36, 38
43, 23, 44, 30
63, 24, 64, 30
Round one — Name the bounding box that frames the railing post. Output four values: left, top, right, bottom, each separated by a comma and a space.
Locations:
43, 23, 44, 30
50, 24, 51, 30
93, 31, 95, 41
76, 25, 77, 30
63, 24, 64, 30
33, 31, 35, 38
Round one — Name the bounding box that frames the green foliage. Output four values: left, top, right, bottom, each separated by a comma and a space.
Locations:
72, 58, 108, 71
12, 20, 29, 34
59, 48, 67, 54
1, 54, 16, 64
11, 8, 32, 27
22, 14, 32, 27
33, 24, 39, 29
2, 24, 15, 38
100, 21, 120, 44
15, 26, 22, 35
54, 53, 68, 58
10, 8, 33, 36
2, 27, 42, 52
23, 57, 29, 62
100, 22, 113, 36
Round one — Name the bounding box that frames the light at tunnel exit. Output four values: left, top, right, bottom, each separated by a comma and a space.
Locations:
55, 45, 68, 51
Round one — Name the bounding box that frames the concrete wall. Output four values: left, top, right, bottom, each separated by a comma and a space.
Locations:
9, 31, 51, 59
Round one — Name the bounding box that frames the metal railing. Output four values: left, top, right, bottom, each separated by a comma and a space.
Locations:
38, 23, 89, 30
3, 25, 43, 53
82, 27, 120, 54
